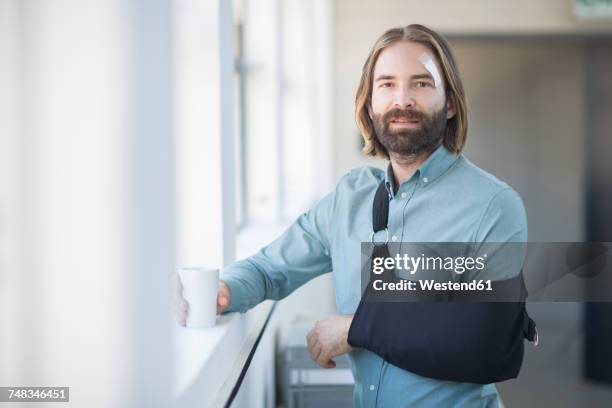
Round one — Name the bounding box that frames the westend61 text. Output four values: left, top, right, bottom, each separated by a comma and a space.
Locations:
372, 279, 493, 291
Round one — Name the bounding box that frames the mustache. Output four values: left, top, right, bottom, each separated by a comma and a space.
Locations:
382, 108, 427, 123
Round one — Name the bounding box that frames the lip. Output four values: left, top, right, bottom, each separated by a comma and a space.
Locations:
390, 120, 420, 128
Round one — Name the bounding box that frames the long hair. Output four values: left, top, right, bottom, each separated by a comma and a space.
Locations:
355, 24, 468, 158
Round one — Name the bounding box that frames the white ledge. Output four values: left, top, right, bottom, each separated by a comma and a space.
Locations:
173, 300, 276, 407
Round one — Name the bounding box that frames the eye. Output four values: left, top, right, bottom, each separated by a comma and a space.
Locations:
380, 82, 393, 88
415, 81, 433, 88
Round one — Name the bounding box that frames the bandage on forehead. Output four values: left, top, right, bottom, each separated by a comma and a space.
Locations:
418, 52, 443, 95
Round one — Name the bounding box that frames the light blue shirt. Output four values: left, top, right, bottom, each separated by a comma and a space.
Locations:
222, 144, 527, 407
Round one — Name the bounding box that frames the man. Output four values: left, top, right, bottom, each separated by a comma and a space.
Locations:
177, 24, 526, 407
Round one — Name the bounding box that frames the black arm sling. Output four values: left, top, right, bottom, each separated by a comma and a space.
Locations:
347, 180, 538, 384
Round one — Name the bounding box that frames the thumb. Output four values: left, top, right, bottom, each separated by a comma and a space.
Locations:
217, 292, 230, 314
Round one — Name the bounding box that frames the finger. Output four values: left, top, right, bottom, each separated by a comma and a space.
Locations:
178, 311, 187, 326
219, 280, 230, 296
175, 276, 183, 294
318, 355, 332, 369
178, 299, 188, 312
312, 342, 322, 363
306, 330, 314, 346
218, 294, 229, 307
306, 331, 319, 352
316, 347, 330, 367
323, 359, 336, 369
308, 341, 321, 360
307, 335, 316, 356
306, 329, 316, 344
217, 295, 229, 314
218, 281, 231, 308
315, 343, 335, 368
175, 295, 188, 309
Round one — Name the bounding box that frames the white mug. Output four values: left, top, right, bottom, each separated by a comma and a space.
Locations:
178, 267, 219, 328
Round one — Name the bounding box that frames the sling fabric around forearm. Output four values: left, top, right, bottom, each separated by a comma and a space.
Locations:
347, 180, 537, 384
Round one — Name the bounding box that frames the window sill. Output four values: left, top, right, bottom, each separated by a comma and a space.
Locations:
173, 220, 289, 405
173, 299, 275, 406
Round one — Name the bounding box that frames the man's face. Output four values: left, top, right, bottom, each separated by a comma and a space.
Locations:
369, 41, 456, 156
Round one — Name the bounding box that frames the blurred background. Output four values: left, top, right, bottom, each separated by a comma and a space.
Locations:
1, 0, 611, 407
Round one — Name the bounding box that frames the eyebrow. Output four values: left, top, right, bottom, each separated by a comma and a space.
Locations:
374, 73, 435, 82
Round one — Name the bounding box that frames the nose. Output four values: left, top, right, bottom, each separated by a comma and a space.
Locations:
393, 86, 416, 109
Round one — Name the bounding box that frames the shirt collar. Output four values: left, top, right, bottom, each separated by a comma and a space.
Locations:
384, 144, 459, 195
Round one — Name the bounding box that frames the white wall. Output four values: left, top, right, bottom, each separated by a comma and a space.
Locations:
175, 0, 236, 269
335, 0, 612, 39
281, 0, 335, 218
0, 0, 21, 387
243, 0, 283, 223
455, 40, 585, 242
0, 1, 175, 406
333, 0, 612, 181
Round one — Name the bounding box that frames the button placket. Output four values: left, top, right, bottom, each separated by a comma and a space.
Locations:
392, 184, 413, 244
398, 181, 419, 244
371, 359, 384, 407
387, 192, 401, 246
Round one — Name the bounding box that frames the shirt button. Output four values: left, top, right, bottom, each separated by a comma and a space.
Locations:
369, 384, 376, 391
401, 192, 407, 198
391, 235, 398, 241
423, 177, 428, 183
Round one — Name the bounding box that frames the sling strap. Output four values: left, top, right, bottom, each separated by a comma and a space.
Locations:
371, 180, 538, 342
347, 180, 538, 384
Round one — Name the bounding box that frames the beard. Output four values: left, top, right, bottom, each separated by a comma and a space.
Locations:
372, 105, 447, 157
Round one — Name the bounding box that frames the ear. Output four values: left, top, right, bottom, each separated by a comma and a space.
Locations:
367, 104, 373, 121
446, 95, 456, 120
